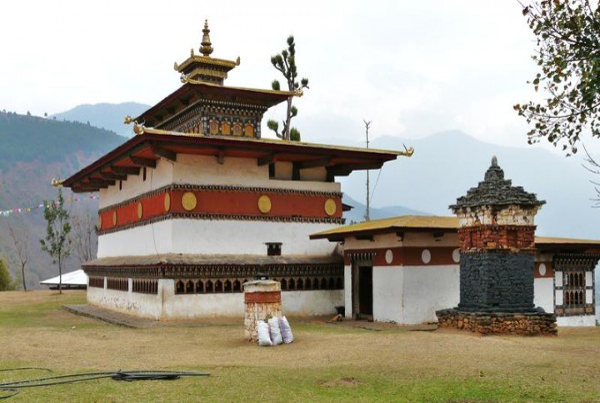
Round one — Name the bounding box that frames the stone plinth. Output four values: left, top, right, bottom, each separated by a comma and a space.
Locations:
243, 280, 282, 341
436, 309, 557, 336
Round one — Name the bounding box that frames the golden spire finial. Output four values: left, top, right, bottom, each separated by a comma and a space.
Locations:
200, 20, 214, 57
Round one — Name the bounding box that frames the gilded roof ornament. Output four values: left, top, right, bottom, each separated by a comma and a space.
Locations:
400, 144, 414, 157
200, 20, 214, 56
133, 122, 145, 135
51, 178, 64, 187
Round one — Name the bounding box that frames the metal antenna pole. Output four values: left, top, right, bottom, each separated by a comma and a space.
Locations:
363, 120, 372, 221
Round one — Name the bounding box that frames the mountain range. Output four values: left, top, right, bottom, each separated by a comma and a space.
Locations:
2, 103, 600, 301
341, 130, 600, 241
0, 110, 126, 288
51, 102, 149, 138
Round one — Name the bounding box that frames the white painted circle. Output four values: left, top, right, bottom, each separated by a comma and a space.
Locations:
385, 249, 393, 264
421, 249, 431, 264
452, 248, 460, 263
539, 263, 547, 276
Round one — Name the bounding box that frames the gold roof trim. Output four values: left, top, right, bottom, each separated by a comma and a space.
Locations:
174, 55, 239, 72
138, 126, 412, 156
312, 215, 460, 238
535, 236, 600, 246
181, 78, 302, 97
182, 67, 228, 80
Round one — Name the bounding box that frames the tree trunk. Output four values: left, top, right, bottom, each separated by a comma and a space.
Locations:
21, 263, 27, 291
58, 255, 62, 294
284, 97, 293, 140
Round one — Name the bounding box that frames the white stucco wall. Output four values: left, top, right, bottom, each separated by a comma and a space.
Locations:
100, 154, 340, 211
97, 220, 173, 258
87, 279, 341, 319
98, 220, 338, 257
283, 290, 343, 316
343, 232, 459, 251
557, 315, 596, 327
100, 159, 174, 208
534, 278, 554, 313
372, 266, 404, 323
173, 154, 340, 193
400, 265, 459, 324
344, 265, 352, 319
344, 263, 460, 325
87, 282, 165, 319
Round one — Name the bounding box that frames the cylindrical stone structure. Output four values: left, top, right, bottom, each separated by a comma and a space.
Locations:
243, 280, 282, 341
437, 156, 556, 335
449, 156, 545, 313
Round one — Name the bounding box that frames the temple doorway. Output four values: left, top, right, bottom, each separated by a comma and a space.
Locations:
352, 261, 373, 320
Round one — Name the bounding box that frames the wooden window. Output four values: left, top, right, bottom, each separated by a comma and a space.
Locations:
561, 269, 593, 316
244, 124, 254, 137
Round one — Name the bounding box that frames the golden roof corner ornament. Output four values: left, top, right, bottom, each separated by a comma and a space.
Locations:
174, 61, 179, 71
200, 19, 214, 57
124, 115, 135, 125
133, 122, 145, 135
51, 178, 64, 187
180, 73, 190, 84
236, 56, 241, 66
401, 144, 415, 157
293, 89, 304, 97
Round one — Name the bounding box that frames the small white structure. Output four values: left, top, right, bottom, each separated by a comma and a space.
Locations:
40, 269, 88, 290
312, 216, 461, 324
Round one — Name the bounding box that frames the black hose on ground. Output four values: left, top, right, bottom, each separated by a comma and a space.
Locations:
0, 368, 210, 399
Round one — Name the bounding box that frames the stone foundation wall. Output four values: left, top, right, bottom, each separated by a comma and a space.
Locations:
436, 309, 557, 336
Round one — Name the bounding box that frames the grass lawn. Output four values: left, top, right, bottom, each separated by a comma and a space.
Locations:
1, 291, 599, 402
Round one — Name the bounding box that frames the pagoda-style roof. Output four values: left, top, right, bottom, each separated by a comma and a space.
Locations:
310, 215, 459, 241
135, 81, 294, 129
133, 20, 296, 130
449, 156, 545, 213
63, 128, 410, 193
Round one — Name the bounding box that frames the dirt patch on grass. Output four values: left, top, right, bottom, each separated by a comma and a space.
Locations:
318, 377, 361, 388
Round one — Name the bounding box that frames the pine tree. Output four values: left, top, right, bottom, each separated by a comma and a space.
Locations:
267, 36, 309, 141
40, 187, 72, 293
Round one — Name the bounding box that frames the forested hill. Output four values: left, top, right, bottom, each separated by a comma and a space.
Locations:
0, 111, 126, 289
0, 111, 124, 169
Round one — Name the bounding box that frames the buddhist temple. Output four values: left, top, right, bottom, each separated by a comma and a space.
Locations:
63, 22, 413, 319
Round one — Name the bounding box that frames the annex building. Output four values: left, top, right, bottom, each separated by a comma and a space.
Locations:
313, 158, 600, 328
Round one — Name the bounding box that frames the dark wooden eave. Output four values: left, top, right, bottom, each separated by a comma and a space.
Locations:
135, 82, 293, 128
63, 131, 405, 193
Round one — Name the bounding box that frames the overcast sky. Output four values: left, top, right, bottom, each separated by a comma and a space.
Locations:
1, 1, 579, 151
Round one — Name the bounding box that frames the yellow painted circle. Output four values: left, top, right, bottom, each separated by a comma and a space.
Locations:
258, 195, 272, 214
112, 211, 117, 226
182, 191, 197, 211
324, 198, 337, 216
98, 215, 102, 229
164, 193, 171, 212
137, 202, 143, 219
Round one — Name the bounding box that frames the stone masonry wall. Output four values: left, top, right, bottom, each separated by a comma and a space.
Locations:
458, 225, 535, 250
458, 250, 535, 312
437, 309, 557, 335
